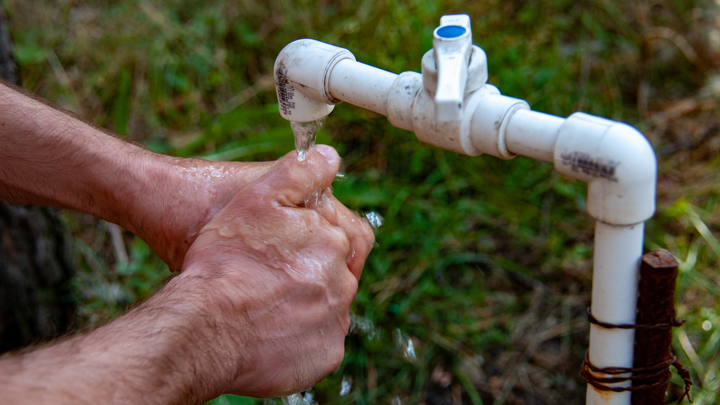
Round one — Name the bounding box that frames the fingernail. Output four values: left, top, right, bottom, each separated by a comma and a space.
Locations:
314, 145, 338, 163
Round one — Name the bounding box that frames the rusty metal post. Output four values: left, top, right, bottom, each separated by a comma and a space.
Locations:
631, 250, 679, 404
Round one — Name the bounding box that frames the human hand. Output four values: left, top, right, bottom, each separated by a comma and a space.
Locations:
122, 156, 274, 271
0, 145, 374, 404
173, 145, 374, 398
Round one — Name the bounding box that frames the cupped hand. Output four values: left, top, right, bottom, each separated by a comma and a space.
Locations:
175, 145, 374, 398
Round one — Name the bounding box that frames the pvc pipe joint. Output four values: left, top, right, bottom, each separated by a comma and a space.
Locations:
274, 39, 355, 122
554, 113, 657, 226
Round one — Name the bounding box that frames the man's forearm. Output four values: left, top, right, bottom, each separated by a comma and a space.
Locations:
0, 274, 229, 405
0, 80, 157, 229
0, 80, 277, 270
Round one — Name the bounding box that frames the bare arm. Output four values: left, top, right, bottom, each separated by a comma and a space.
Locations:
0, 79, 272, 270
0, 147, 375, 403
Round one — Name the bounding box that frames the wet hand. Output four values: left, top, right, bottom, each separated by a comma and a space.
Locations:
128, 157, 274, 271
176, 145, 374, 397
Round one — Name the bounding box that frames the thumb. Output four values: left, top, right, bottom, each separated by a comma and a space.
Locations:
256, 144, 341, 207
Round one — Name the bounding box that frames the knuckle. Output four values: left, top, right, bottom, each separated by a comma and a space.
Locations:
328, 345, 345, 371
342, 272, 358, 297
338, 272, 358, 307
365, 221, 375, 238
364, 228, 376, 248
326, 228, 351, 252
357, 219, 375, 243
340, 311, 352, 334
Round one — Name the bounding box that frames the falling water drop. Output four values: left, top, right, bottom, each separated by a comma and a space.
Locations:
365, 211, 384, 229
339, 375, 353, 396
393, 328, 417, 362
281, 394, 304, 405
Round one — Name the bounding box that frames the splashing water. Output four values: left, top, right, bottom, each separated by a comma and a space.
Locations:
281, 390, 317, 405
302, 390, 317, 405
281, 394, 303, 405
392, 396, 402, 405
339, 375, 353, 396
349, 310, 382, 340
365, 211, 384, 229
291, 119, 325, 161
393, 328, 417, 362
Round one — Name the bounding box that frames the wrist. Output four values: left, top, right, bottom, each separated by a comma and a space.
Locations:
142, 269, 246, 401
111, 154, 269, 270
90, 148, 207, 270
49, 274, 232, 403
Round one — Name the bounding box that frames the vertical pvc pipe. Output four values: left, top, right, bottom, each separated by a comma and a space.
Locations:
586, 221, 644, 405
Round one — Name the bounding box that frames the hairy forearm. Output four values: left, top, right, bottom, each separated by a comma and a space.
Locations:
0, 274, 230, 404
0, 79, 155, 226
0, 80, 275, 270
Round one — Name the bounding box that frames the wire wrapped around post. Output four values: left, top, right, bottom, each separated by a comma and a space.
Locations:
581, 250, 692, 404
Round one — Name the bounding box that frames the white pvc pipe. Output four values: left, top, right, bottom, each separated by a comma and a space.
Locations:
275, 38, 658, 405
505, 109, 564, 163
328, 59, 397, 117
586, 221, 644, 405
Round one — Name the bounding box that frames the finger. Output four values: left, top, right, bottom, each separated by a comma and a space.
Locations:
315, 193, 375, 280
253, 145, 341, 207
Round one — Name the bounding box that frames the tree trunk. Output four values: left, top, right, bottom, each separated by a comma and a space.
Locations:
0, 7, 76, 352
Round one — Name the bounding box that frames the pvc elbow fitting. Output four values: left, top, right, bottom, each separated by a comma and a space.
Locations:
554, 113, 657, 225
468, 93, 529, 159
274, 39, 356, 122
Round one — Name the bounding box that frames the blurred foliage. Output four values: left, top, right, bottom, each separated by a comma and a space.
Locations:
5, 0, 720, 404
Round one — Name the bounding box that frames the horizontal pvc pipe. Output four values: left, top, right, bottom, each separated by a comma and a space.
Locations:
505, 109, 564, 163
328, 59, 397, 117
586, 221, 644, 405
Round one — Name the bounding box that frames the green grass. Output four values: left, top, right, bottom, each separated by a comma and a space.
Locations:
5, 0, 720, 403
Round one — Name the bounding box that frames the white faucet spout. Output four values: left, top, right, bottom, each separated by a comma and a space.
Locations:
274, 39, 355, 122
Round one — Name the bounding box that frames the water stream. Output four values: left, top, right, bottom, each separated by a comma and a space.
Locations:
291, 119, 325, 161
291, 118, 349, 183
